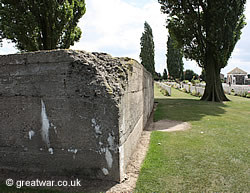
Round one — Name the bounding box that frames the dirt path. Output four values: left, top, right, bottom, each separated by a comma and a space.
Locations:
106, 130, 151, 193
151, 119, 191, 132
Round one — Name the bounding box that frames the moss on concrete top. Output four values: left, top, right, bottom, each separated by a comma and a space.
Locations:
0, 49, 144, 102
67, 50, 142, 99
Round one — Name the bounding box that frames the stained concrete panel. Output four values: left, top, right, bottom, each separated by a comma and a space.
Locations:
0, 50, 153, 182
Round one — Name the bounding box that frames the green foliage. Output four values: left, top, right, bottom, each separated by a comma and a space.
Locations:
0, 0, 86, 51
183, 80, 189, 84
180, 87, 187, 93
184, 69, 198, 81
241, 91, 250, 98
154, 72, 162, 81
200, 68, 206, 81
190, 90, 201, 97
159, 0, 246, 102
162, 68, 168, 80
166, 34, 184, 80
241, 92, 246, 97
159, 0, 246, 69
191, 77, 200, 85
140, 21, 155, 75
160, 89, 170, 96
156, 83, 171, 96
191, 90, 196, 96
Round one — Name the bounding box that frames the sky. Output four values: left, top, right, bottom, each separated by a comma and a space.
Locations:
0, 0, 249, 75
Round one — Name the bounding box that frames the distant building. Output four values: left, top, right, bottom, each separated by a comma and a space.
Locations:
227, 67, 248, 85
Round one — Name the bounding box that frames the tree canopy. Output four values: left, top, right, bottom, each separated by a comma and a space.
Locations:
0, 0, 86, 51
159, 0, 246, 102
166, 34, 184, 80
184, 69, 198, 81
140, 21, 155, 76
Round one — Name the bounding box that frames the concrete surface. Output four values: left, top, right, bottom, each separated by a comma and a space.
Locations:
0, 50, 153, 182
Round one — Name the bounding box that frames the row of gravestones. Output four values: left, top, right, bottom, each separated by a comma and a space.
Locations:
164, 82, 205, 96
164, 81, 250, 96
222, 83, 250, 95
155, 82, 172, 96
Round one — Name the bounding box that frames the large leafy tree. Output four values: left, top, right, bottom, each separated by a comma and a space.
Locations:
167, 34, 184, 80
0, 0, 86, 51
159, 0, 246, 102
140, 21, 155, 76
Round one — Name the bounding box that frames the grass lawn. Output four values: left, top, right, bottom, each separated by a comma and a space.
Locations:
135, 85, 250, 192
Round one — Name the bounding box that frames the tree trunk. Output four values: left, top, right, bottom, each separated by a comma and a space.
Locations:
201, 2, 230, 102
201, 56, 230, 102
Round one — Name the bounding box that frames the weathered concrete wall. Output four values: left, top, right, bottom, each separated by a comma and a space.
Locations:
118, 58, 154, 179
0, 50, 153, 181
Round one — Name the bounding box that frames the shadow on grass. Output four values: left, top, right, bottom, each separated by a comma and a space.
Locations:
154, 98, 228, 122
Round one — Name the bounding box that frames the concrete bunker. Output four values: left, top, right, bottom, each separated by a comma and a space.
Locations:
0, 50, 154, 181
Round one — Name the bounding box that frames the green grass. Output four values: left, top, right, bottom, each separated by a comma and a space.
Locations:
135, 85, 250, 192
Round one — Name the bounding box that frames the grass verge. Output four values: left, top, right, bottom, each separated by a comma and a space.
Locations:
135, 85, 250, 192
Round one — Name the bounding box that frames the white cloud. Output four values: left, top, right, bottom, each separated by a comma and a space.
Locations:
0, 40, 18, 55
183, 59, 202, 75
223, 58, 250, 75
245, 0, 250, 21
73, 0, 143, 51
72, 0, 168, 73
0, 0, 249, 75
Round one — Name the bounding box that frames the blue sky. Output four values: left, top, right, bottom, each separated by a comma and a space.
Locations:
0, 0, 249, 75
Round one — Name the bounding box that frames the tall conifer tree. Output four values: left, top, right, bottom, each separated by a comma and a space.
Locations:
166, 34, 184, 80
140, 21, 155, 76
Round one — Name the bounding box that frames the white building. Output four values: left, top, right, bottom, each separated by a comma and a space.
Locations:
227, 67, 248, 85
